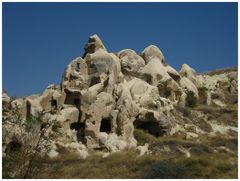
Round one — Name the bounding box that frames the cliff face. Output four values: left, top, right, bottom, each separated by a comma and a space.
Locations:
3, 34, 238, 159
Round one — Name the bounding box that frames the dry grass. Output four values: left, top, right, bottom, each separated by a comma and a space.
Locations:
32, 132, 238, 179
144, 153, 237, 179
37, 150, 158, 179
193, 105, 238, 127
36, 146, 237, 179
133, 128, 157, 145
203, 67, 237, 76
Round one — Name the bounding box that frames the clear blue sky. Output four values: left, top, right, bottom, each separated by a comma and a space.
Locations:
3, 2, 238, 97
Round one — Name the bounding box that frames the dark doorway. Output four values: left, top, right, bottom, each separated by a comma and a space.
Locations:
74, 98, 80, 109
51, 97, 58, 113
134, 121, 162, 137
74, 98, 81, 122
90, 76, 101, 87
70, 122, 85, 130
26, 101, 31, 119
143, 74, 152, 84
6, 139, 22, 153
70, 122, 86, 144
64, 89, 81, 107
100, 119, 111, 133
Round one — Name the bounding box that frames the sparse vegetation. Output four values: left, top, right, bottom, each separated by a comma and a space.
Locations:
36, 138, 237, 179
185, 90, 197, 107
133, 128, 157, 145
3, 97, 237, 179
2, 107, 58, 178
204, 67, 237, 76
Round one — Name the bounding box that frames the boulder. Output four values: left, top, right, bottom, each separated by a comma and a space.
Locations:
99, 133, 129, 152
2, 92, 10, 105
117, 49, 145, 74
179, 64, 199, 87
141, 45, 165, 64
137, 143, 149, 156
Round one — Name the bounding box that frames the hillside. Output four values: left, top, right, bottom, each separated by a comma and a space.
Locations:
2, 35, 238, 178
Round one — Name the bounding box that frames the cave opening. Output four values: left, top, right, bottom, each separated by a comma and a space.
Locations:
51, 99, 57, 109
70, 122, 86, 144
64, 90, 82, 121
5, 137, 22, 153
64, 89, 81, 108
90, 76, 101, 87
51, 97, 58, 113
74, 98, 80, 109
100, 118, 111, 133
143, 74, 152, 84
134, 121, 162, 137
75, 62, 80, 72
26, 101, 31, 119
168, 72, 180, 82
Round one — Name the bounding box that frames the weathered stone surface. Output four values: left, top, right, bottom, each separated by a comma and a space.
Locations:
117, 49, 145, 75
179, 64, 199, 87
2, 92, 11, 122
61, 57, 89, 91
141, 45, 165, 64
83, 34, 107, 57
2, 92, 10, 105
179, 77, 199, 98
179, 64, 197, 79
3, 34, 238, 158
40, 85, 64, 113
84, 49, 121, 94
140, 58, 171, 85
165, 65, 181, 81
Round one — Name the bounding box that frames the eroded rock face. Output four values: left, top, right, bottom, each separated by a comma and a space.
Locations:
83, 34, 107, 57
3, 34, 238, 157
141, 45, 165, 64
117, 49, 145, 75
179, 64, 197, 85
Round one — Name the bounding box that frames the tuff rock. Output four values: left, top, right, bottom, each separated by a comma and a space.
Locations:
2, 34, 238, 158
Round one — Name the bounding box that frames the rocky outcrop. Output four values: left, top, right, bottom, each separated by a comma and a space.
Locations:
3, 34, 238, 158
117, 49, 145, 75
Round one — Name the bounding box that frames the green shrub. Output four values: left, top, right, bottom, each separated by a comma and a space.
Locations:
185, 90, 197, 107
143, 160, 185, 179
3, 107, 59, 178
133, 129, 157, 145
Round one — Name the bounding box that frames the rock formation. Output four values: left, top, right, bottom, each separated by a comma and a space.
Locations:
2, 34, 238, 159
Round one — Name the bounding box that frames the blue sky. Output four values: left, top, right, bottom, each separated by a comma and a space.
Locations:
3, 2, 238, 97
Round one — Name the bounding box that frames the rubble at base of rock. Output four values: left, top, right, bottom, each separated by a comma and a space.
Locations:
2, 34, 238, 158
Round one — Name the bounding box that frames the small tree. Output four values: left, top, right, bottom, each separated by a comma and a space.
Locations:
185, 90, 197, 108
3, 105, 57, 178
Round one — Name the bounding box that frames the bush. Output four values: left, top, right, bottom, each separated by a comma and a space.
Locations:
143, 160, 185, 179
2, 106, 58, 178
185, 91, 197, 108
133, 129, 157, 145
